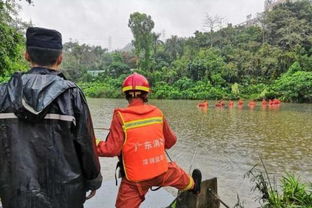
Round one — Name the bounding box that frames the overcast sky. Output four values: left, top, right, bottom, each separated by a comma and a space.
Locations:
18, 0, 264, 50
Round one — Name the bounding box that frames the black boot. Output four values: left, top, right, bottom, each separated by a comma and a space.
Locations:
191, 169, 202, 194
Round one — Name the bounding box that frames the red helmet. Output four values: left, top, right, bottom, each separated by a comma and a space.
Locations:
122, 73, 150, 93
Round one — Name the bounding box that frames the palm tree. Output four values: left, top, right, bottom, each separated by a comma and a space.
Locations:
165, 35, 184, 60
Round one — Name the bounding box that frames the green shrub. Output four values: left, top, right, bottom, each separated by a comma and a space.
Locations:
272, 71, 312, 102
246, 163, 312, 208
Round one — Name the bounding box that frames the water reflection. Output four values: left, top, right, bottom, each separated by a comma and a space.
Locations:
88, 98, 312, 207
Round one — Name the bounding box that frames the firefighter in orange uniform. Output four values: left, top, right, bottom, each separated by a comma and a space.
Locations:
96, 73, 202, 208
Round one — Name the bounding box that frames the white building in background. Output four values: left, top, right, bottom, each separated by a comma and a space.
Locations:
238, 0, 303, 27
87, 70, 105, 77
264, 0, 299, 11
237, 13, 263, 27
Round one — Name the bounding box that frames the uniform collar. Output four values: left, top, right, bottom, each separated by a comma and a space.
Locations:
128, 98, 145, 107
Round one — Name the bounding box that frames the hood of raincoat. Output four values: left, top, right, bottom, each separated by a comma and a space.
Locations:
5, 67, 75, 121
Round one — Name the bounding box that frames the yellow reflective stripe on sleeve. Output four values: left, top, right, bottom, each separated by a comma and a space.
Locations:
123, 117, 163, 130
117, 111, 125, 125
117, 111, 128, 146
182, 175, 195, 191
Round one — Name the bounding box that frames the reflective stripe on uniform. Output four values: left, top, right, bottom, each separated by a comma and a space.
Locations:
122, 116, 163, 130
117, 109, 167, 181
122, 86, 150, 92
0, 113, 76, 125
44, 114, 76, 125
0, 113, 17, 119
134, 86, 149, 92
182, 175, 195, 191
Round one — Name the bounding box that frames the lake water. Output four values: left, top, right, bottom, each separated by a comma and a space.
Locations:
89, 98, 312, 207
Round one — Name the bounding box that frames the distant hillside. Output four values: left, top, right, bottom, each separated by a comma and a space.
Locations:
120, 42, 134, 52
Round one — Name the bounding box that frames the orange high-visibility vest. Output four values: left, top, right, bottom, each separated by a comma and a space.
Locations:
117, 104, 168, 182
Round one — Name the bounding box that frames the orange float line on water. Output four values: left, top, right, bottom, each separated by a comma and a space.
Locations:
237, 100, 244, 106
228, 100, 234, 107
272, 99, 281, 105
215, 100, 225, 107
262, 99, 282, 107
262, 99, 268, 106
196, 99, 282, 109
197, 101, 208, 107
267, 99, 282, 106
248, 101, 257, 107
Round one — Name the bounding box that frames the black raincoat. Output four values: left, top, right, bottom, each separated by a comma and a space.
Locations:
0, 68, 102, 208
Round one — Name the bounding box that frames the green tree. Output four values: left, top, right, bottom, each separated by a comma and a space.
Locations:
128, 12, 155, 71
62, 41, 111, 81
188, 48, 226, 84
263, 0, 312, 50
0, 0, 30, 79
106, 53, 131, 78
272, 70, 312, 103
165, 35, 184, 61
151, 32, 162, 55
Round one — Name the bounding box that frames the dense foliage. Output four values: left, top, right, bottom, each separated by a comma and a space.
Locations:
64, 1, 312, 102
0, 0, 29, 82
1, 0, 312, 102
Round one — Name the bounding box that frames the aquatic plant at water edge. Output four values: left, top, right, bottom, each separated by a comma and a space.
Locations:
245, 160, 312, 208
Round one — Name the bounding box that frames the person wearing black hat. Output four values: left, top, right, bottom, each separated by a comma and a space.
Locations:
0, 27, 102, 208
24, 27, 64, 70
